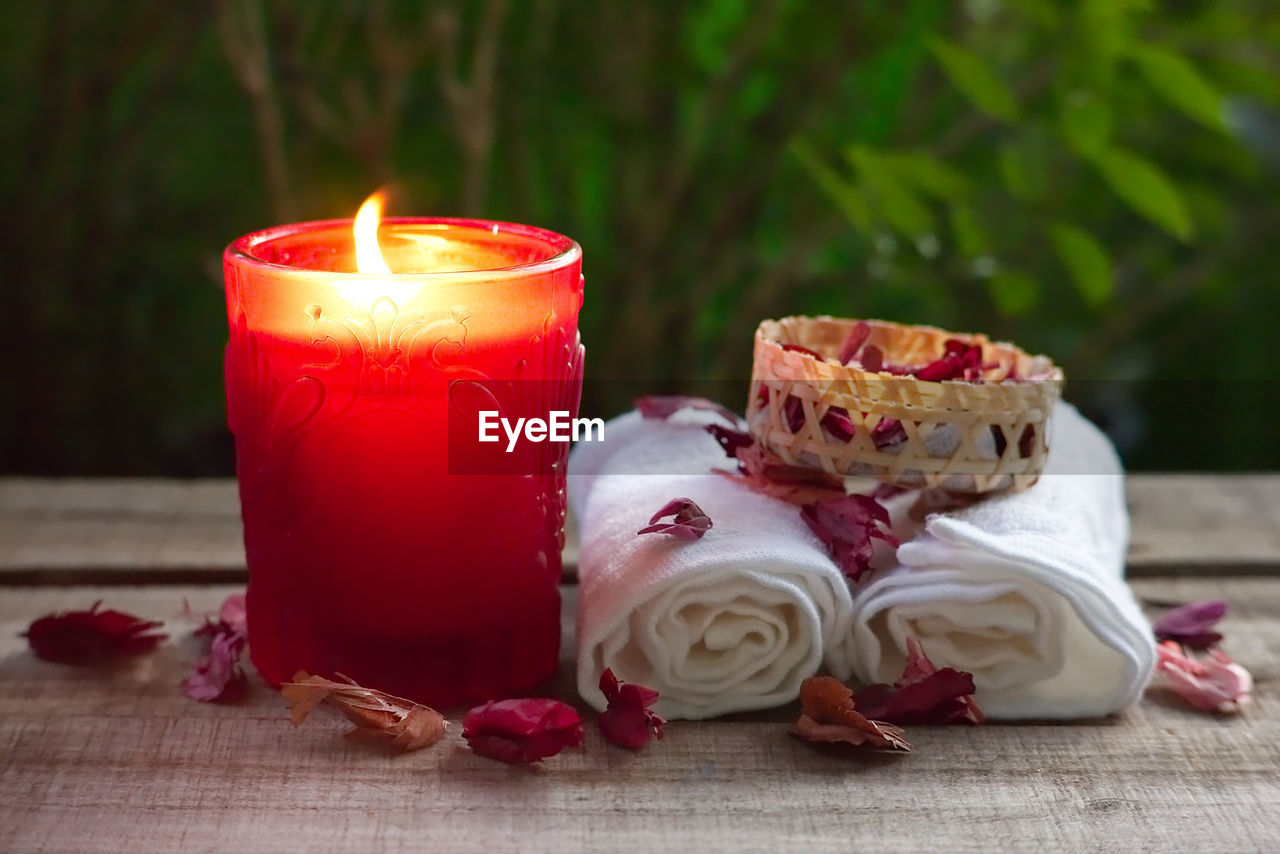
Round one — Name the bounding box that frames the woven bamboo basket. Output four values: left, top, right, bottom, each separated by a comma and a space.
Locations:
747, 316, 1064, 493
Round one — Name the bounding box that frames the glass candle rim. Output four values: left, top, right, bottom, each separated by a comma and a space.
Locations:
225, 216, 582, 281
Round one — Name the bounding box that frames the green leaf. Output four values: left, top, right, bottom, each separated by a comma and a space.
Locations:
845, 145, 934, 237
949, 204, 988, 257
1089, 147, 1193, 240
1078, 0, 1132, 63
1129, 44, 1224, 131
684, 0, 749, 75
789, 139, 872, 232
1048, 222, 1113, 306
928, 38, 1019, 121
1006, 0, 1060, 29
1059, 90, 1112, 156
997, 137, 1049, 202
988, 271, 1038, 315
892, 153, 971, 200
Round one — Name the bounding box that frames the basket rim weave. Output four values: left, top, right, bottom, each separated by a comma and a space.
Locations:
747, 315, 1064, 493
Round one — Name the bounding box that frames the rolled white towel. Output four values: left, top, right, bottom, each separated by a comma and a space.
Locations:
850, 403, 1157, 719
569, 410, 856, 720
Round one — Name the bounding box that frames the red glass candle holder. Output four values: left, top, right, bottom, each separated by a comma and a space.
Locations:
223, 217, 583, 706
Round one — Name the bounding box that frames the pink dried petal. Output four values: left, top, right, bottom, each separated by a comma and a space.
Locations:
637, 497, 713, 541
1156, 641, 1252, 714
24, 602, 167, 664
598, 668, 665, 749
182, 631, 248, 703
463, 698, 585, 764
635, 395, 740, 426
800, 494, 899, 582
1153, 600, 1227, 649
217, 593, 248, 638
837, 322, 871, 365
194, 592, 248, 641
854, 637, 984, 725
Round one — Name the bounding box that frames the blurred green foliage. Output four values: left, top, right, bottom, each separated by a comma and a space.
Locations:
2, 0, 1278, 473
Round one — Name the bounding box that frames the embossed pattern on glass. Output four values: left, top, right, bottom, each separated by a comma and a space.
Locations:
224, 219, 583, 706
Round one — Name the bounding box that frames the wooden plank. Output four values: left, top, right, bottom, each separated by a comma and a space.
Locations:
1, 579, 1277, 853
1126, 474, 1280, 575
0, 479, 245, 584
2, 475, 1279, 584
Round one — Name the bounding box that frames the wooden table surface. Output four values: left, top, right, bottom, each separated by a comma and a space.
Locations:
2, 476, 1278, 853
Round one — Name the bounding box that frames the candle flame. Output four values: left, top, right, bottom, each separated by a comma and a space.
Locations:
354, 191, 391, 274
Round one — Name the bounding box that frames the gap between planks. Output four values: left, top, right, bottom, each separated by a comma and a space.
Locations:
2, 475, 1279, 585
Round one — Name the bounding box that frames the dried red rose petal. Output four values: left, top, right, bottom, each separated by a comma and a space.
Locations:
23, 601, 167, 664
781, 343, 823, 359
637, 497, 713, 540
872, 417, 907, 449
183, 632, 248, 703
704, 423, 754, 458
784, 395, 805, 434
635, 395, 740, 426
860, 344, 885, 373
1017, 424, 1036, 458
463, 698, 585, 764
1156, 641, 1252, 714
821, 407, 856, 442
598, 668, 665, 749
855, 637, 984, 725
837, 321, 871, 365
800, 494, 899, 582
1153, 599, 1227, 649
914, 339, 997, 383
282, 671, 448, 751
791, 676, 910, 752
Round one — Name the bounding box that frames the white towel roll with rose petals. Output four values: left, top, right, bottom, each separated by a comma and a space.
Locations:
569, 410, 856, 720
849, 403, 1157, 719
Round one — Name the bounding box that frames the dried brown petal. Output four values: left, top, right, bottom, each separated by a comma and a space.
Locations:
792, 676, 911, 752
281, 671, 447, 752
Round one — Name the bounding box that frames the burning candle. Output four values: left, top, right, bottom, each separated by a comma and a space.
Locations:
223, 193, 583, 705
